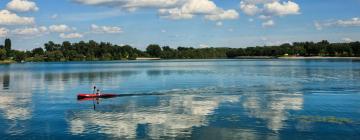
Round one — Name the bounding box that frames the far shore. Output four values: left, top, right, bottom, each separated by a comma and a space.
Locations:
2, 56, 360, 64
278, 56, 360, 59
0, 60, 16, 64
136, 57, 161, 60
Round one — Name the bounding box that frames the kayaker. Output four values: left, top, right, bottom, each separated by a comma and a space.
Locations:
96, 89, 101, 96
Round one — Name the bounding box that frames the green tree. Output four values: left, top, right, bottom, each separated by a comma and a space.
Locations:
5, 38, 11, 52
0, 49, 7, 60
32, 47, 45, 56
146, 44, 162, 57
13, 50, 26, 62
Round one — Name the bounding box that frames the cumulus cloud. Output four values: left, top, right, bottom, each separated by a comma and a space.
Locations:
0, 28, 10, 37
74, 0, 238, 21
315, 17, 360, 30
49, 24, 75, 33
263, 1, 300, 16
0, 10, 35, 25
240, 2, 260, 16
239, 0, 300, 27
159, 0, 238, 20
73, 0, 182, 9
60, 33, 83, 39
6, 0, 39, 12
262, 20, 275, 27
204, 9, 239, 21
158, 8, 193, 20
91, 24, 122, 33
11, 26, 48, 36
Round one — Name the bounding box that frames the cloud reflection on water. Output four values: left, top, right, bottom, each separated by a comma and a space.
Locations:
0, 72, 33, 136
67, 84, 304, 139
68, 94, 240, 139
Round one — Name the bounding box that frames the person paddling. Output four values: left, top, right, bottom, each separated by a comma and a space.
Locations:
96, 89, 101, 96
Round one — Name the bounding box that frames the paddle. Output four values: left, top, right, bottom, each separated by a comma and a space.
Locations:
92, 86, 96, 110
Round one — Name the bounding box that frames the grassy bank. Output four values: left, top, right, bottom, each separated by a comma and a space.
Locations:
0, 60, 16, 64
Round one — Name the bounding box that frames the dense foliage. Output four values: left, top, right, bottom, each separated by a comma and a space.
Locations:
0, 39, 360, 62
226, 40, 360, 58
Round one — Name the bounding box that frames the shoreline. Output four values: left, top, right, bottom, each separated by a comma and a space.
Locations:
0, 60, 16, 64
136, 57, 161, 60
2, 57, 360, 64
278, 56, 360, 60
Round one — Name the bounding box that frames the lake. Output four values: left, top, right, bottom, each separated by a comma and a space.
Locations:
0, 59, 360, 140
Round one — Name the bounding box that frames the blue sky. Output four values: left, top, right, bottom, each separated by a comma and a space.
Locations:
0, 0, 360, 50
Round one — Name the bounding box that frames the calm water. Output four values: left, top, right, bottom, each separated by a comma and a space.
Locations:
0, 59, 360, 140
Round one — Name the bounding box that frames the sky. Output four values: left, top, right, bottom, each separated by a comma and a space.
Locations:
0, 0, 360, 50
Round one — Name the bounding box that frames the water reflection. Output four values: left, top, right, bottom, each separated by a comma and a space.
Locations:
242, 94, 303, 131
66, 84, 306, 139
0, 72, 33, 136
68, 93, 240, 139
0, 60, 359, 139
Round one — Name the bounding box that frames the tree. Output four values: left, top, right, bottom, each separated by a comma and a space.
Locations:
13, 50, 26, 62
0, 49, 6, 60
45, 41, 56, 51
4, 38, 11, 57
146, 44, 162, 57
5, 38, 11, 51
32, 47, 45, 56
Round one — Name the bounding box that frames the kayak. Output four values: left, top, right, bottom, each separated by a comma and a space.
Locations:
77, 94, 118, 99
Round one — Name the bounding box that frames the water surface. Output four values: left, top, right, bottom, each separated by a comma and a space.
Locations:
0, 59, 360, 139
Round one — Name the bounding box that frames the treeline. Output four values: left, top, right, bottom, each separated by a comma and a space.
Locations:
1, 39, 360, 63
226, 40, 360, 58
1, 40, 147, 62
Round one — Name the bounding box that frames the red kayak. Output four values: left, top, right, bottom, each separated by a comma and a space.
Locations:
77, 94, 118, 99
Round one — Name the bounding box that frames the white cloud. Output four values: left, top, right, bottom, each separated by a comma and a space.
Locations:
199, 44, 209, 48
158, 0, 240, 21
12, 26, 48, 36
239, 0, 300, 27
0, 10, 35, 25
159, 0, 220, 20
263, 1, 300, 16
262, 20, 274, 27
73, 0, 182, 9
240, 2, 260, 16
90, 24, 122, 33
336, 17, 360, 27
241, 0, 278, 5
60, 33, 83, 39
49, 24, 74, 33
6, 0, 39, 12
0, 28, 9, 37
204, 9, 239, 21
342, 37, 353, 43
158, 8, 193, 20
75, 0, 238, 21
258, 15, 271, 20
315, 17, 360, 30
